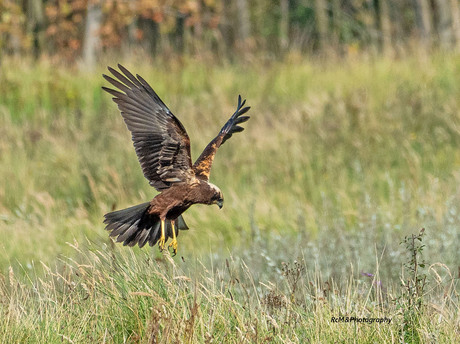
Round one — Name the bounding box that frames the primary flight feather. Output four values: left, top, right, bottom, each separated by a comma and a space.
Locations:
102, 65, 250, 255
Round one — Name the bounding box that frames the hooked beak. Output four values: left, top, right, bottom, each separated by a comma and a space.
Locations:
217, 200, 224, 209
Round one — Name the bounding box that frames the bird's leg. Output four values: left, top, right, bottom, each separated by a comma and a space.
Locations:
158, 219, 166, 251
168, 220, 178, 256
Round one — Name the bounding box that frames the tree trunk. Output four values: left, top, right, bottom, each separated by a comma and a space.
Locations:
450, 0, 460, 49
331, 0, 341, 50
413, 0, 433, 50
175, 14, 185, 54
378, 0, 392, 55
219, 0, 235, 57
139, 18, 160, 56
121, 2, 138, 58
26, 0, 45, 58
314, 0, 328, 51
365, 0, 379, 54
236, 0, 251, 50
82, 1, 102, 68
280, 0, 289, 52
434, 0, 453, 49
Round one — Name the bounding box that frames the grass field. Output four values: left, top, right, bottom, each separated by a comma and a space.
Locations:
0, 54, 459, 343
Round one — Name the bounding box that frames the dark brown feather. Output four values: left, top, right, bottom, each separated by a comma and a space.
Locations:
104, 202, 188, 248
193, 95, 250, 180
103, 65, 194, 191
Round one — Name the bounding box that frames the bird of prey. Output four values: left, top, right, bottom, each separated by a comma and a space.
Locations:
102, 65, 250, 255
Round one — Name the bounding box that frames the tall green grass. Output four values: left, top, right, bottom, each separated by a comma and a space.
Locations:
0, 54, 459, 342
1, 238, 458, 343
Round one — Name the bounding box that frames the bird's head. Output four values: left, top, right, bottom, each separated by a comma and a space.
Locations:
209, 183, 224, 209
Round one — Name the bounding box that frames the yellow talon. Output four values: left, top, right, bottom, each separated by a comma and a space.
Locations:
169, 239, 178, 256
168, 220, 178, 256
158, 219, 166, 251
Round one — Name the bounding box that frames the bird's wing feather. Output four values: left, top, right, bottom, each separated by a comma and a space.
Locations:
193, 96, 250, 180
103, 64, 194, 191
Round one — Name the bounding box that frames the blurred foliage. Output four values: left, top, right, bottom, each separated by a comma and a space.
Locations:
45, 0, 87, 60
1, 0, 460, 63
0, 0, 29, 51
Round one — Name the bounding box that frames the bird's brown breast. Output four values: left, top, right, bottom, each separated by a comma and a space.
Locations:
148, 180, 218, 220
148, 183, 197, 219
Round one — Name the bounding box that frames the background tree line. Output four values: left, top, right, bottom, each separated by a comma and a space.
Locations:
1, 0, 460, 64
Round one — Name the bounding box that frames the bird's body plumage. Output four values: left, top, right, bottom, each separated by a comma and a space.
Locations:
102, 65, 250, 254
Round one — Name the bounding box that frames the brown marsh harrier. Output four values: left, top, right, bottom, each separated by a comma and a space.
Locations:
102, 65, 250, 255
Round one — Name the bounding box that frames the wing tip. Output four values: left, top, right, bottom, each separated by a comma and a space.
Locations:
118, 64, 134, 79
107, 65, 117, 74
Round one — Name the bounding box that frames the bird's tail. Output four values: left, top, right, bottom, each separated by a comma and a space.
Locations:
103, 202, 188, 248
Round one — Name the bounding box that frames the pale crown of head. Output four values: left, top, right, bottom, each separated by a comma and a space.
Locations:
208, 183, 222, 196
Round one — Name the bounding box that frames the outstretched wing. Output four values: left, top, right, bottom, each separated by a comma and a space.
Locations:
103, 64, 194, 191
193, 96, 250, 180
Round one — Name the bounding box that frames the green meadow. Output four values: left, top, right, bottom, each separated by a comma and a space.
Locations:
0, 54, 459, 343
